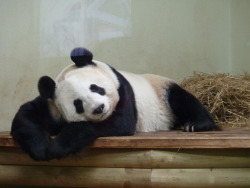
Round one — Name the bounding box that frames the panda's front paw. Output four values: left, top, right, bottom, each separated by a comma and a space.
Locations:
47, 140, 70, 159
184, 120, 216, 132
27, 146, 50, 161
29, 151, 48, 161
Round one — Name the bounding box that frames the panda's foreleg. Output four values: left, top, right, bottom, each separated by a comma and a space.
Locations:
11, 100, 51, 161
47, 117, 136, 159
47, 122, 99, 159
167, 83, 216, 132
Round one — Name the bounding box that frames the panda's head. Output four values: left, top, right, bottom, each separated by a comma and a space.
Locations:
38, 48, 120, 122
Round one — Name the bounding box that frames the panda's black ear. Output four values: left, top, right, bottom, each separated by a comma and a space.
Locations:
38, 76, 56, 99
70, 47, 95, 67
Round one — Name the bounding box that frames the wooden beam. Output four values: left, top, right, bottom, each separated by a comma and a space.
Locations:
151, 168, 250, 188
0, 165, 152, 187
1, 165, 250, 187
1, 148, 250, 169
1, 128, 250, 149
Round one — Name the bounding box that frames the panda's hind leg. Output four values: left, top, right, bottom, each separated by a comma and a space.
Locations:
166, 83, 216, 132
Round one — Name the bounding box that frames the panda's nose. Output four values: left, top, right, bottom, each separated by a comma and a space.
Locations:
93, 104, 105, 115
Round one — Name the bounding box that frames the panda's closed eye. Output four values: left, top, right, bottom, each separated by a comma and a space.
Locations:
90, 84, 106, 95
74, 99, 84, 114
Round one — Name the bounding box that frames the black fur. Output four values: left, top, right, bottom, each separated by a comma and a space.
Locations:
11, 97, 65, 160
70, 47, 95, 67
167, 83, 216, 132
93, 104, 105, 115
38, 76, 56, 99
90, 84, 106, 96
11, 66, 137, 161
74, 99, 84, 114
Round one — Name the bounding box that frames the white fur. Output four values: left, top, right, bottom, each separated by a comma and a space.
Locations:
51, 59, 175, 132
53, 61, 120, 122
120, 71, 175, 132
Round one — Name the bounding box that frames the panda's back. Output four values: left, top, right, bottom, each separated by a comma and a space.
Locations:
120, 71, 175, 132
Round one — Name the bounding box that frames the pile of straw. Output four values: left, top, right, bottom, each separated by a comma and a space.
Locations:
180, 72, 250, 128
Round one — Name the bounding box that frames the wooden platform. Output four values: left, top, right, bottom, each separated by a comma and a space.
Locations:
2, 128, 250, 149
1, 128, 250, 187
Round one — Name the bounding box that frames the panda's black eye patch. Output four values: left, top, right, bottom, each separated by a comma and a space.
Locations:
73, 99, 84, 114
90, 84, 106, 95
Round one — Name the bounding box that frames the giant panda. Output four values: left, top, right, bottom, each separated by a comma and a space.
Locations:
11, 47, 216, 161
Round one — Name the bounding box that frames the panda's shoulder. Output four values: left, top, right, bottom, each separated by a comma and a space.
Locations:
18, 97, 51, 118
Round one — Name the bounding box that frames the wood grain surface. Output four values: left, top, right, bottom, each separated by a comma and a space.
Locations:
1, 128, 250, 148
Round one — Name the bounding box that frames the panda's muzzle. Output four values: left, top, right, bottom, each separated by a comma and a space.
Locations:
93, 104, 105, 115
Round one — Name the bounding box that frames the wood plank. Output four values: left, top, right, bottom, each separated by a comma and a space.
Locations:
0, 131, 15, 147
151, 168, 250, 188
0, 148, 152, 168
1, 128, 250, 148
0, 165, 152, 187
151, 149, 250, 168
1, 148, 250, 169
1, 165, 249, 187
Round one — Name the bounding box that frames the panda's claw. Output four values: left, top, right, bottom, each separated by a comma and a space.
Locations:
184, 124, 195, 132
184, 121, 218, 132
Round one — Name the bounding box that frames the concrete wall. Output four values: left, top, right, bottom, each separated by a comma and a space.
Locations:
0, 0, 249, 131
231, 0, 250, 74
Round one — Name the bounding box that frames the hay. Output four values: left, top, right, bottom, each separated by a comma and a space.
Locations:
180, 72, 250, 128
